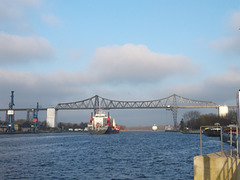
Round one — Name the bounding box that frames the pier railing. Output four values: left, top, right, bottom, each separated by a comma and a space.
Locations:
200, 125, 239, 158
200, 126, 223, 156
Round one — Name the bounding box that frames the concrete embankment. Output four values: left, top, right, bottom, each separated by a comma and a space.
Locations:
194, 150, 240, 179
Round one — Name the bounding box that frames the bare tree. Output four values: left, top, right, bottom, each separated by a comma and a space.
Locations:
228, 109, 238, 123
182, 111, 201, 121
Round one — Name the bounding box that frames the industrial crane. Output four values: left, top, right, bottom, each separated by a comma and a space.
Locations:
6, 91, 15, 132
33, 102, 39, 132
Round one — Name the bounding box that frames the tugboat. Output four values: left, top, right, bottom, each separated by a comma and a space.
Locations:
87, 110, 120, 135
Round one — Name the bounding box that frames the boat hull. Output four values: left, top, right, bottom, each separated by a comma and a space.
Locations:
203, 129, 221, 137
89, 126, 119, 135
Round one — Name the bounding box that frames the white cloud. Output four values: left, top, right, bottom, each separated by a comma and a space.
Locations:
69, 49, 82, 60
211, 11, 240, 56
0, 1, 56, 64
0, 0, 41, 20
0, 0, 41, 32
41, 14, 63, 27
230, 12, 240, 30
89, 44, 197, 84
211, 36, 240, 55
0, 32, 54, 63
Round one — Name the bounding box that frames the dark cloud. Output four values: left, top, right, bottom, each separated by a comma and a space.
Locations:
157, 68, 240, 106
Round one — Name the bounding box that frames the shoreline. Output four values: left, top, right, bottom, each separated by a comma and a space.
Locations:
0, 129, 190, 134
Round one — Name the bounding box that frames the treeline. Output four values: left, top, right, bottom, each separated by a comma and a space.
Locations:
180, 110, 237, 130
0, 119, 88, 131
0, 119, 47, 128
58, 122, 88, 130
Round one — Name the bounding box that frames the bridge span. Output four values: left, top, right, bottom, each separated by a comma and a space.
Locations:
55, 94, 230, 129
55, 94, 220, 110
0, 94, 237, 129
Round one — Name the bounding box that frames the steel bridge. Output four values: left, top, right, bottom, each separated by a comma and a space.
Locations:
55, 94, 221, 129
0, 94, 236, 129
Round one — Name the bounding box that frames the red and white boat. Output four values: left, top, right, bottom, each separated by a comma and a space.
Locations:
87, 110, 120, 135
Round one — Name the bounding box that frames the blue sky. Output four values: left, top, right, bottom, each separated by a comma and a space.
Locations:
1, 0, 240, 126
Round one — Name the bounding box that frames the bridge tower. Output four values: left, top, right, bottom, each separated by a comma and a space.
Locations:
46, 108, 57, 128
6, 91, 15, 132
172, 94, 178, 130
94, 95, 100, 115
26, 109, 33, 122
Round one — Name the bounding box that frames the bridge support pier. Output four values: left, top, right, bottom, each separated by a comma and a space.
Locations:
5, 110, 8, 122
26, 109, 34, 122
172, 108, 178, 130
46, 108, 57, 128
172, 94, 178, 130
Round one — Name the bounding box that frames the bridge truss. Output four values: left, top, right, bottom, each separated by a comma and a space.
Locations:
56, 94, 219, 129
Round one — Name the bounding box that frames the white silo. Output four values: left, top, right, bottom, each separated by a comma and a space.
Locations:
219, 105, 228, 117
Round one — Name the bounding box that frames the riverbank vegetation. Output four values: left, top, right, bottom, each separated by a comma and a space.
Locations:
180, 110, 237, 130
0, 119, 88, 132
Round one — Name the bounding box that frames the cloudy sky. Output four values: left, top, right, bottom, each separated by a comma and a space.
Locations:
1, 0, 240, 126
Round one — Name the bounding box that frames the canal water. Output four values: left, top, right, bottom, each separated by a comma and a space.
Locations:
0, 131, 231, 180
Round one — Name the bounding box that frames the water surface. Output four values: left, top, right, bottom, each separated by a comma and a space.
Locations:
0, 131, 229, 179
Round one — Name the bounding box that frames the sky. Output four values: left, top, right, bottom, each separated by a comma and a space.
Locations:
1, 0, 240, 126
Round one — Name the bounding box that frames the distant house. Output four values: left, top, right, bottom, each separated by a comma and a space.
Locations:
22, 122, 32, 132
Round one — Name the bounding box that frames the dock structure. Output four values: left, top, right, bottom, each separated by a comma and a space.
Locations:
195, 124, 239, 179
194, 150, 240, 179
194, 89, 240, 179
